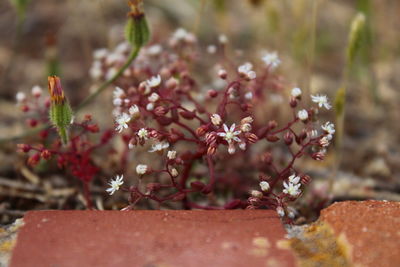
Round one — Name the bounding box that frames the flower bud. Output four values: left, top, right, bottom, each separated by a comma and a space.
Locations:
125, 0, 150, 48
284, 131, 293, 145
48, 76, 73, 145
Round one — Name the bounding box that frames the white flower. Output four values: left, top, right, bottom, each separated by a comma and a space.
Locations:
136, 164, 148, 175
147, 44, 162, 56
207, 45, 217, 54
146, 103, 154, 111
319, 136, 330, 147
108, 81, 120, 94
238, 62, 256, 80
311, 94, 331, 110
241, 123, 252, 132
245, 92, 253, 100
288, 174, 301, 185
167, 150, 177, 160
90, 61, 102, 80
219, 34, 228, 44
148, 141, 170, 153
321, 121, 335, 138
297, 109, 309, 121
93, 48, 108, 59
113, 98, 122, 106
262, 51, 281, 69
251, 190, 263, 198
172, 28, 188, 41
129, 105, 140, 117
171, 168, 179, 177
276, 207, 285, 217
239, 142, 246, 150
115, 113, 131, 133
16, 92, 26, 103
106, 175, 124, 195
259, 181, 270, 192
146, 75, 161, 88
217, 124, 241, 143
283, 181, 301, 197
137, 128, 149, 140
228, 143, 236, 154
291, 87, 302, 98
309, 130, 318, 138
148, 92, 160, 102
210, 114, 222, 126
31, 86, 42, 97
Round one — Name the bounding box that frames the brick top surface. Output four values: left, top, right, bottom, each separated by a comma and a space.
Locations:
10, 210, 296, 267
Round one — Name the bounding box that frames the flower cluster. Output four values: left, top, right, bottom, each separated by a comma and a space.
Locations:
18, 27, 334, 218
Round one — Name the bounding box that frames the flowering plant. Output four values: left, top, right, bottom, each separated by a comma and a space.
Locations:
15, 1, 334, 220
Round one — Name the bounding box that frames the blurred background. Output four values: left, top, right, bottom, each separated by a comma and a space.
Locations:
0, 0, 399, 224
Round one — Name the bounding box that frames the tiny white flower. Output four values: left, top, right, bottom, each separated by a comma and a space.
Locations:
245, 92, 253, 100
288, 174, 301, 185
113, 86, 125, 98
148, 92, 160, 103
291, 87, 302, 98
319, 136, 330, 147
259, 181, 270, 192
167, 150, 177, 160
31, 86, 42, 97
321, 122, 335, 136
283, 181, 301, 197
297, 109, 309, 121
217, 124, 241, 143
129, 105, 140, 117
207, 45, 217, 54
106, 175, 124, 195
262, 51, 281, 69
115, 112, 131, 133
310, 130, 318, 138
218, 34, 228, 44
171, 168, 179, 177
93, 48, 108, 59
172, 28, 188, 40
251, 190, 263, 198
16, 92, 26, 103
148, 141, 170, 153
210, 114, 222, 126
276, 207, 285, 217
238, 62, 256, 80
113, 98, 122, 106
89, 62, 102, 80
147, 44, 162, 56
146, 103, 154, 111
311, 94, 331, 110
239, 142, 246, 150
241, 123, 252, 132
228, 143, 236, 154
136, 164, 148, 175
146, 75, 161, 88
137, 128, 149, 140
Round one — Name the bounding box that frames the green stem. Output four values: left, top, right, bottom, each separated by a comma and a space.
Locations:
75, 45, 141, 112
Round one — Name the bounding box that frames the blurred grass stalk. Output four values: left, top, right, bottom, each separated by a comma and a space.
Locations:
333, 12, 366, 173
1, 0, 30, 90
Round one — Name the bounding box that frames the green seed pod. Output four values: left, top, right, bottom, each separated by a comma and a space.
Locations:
125, 0, 150, 48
